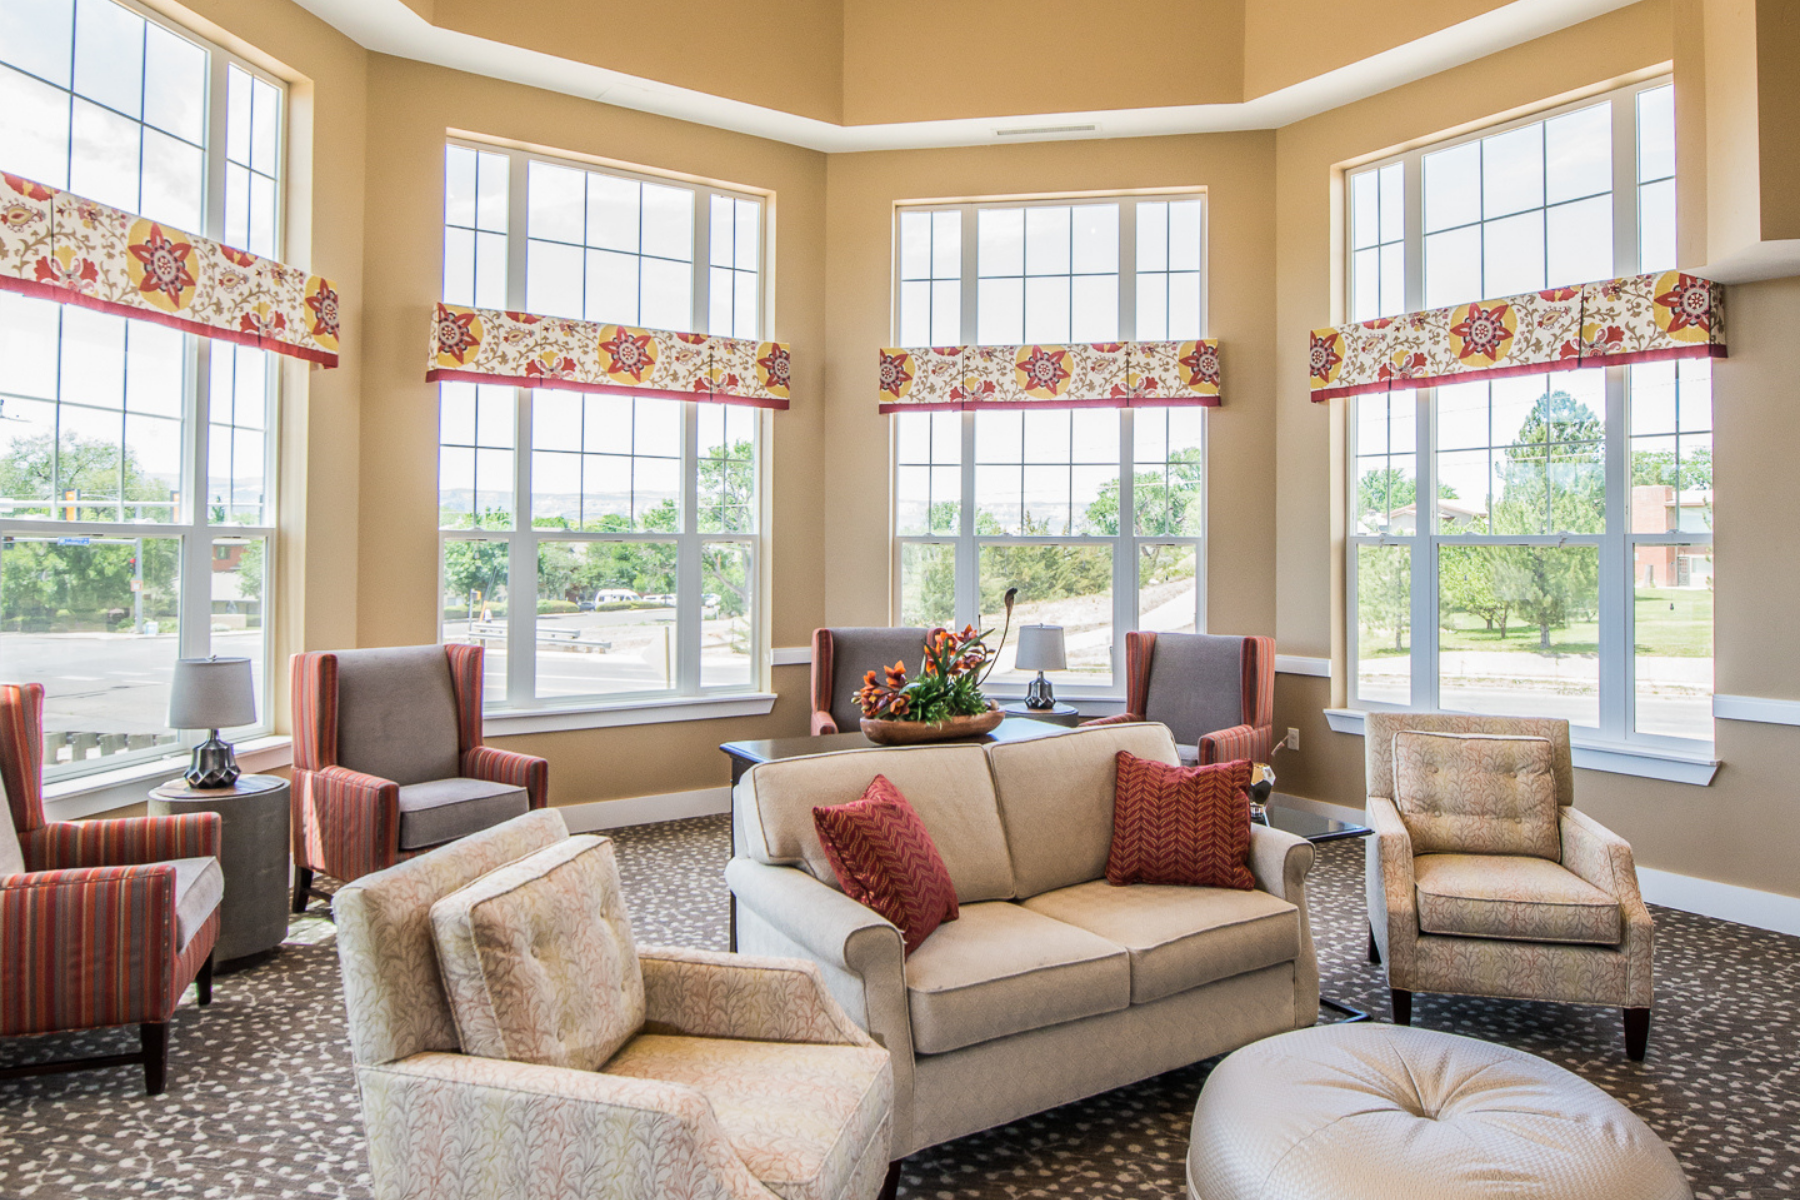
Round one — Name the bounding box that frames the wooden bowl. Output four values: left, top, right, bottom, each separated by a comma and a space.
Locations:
860, 707, 1004, 745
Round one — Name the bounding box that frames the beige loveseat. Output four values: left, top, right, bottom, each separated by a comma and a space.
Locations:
725, 722, 1320, 1160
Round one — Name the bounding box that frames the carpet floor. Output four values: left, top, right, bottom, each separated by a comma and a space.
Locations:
0, 814, 1795, 1198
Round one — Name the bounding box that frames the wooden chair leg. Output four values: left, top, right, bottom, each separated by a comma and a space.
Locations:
141, 1023, 169, 1096
1390, 988, 1412, 1026
878, 1159, 903, 1200
196, 953, 214, 1006
1623, 1007, 1650, 1061
1367, 925, 1381, 964
292, 866, 313, 914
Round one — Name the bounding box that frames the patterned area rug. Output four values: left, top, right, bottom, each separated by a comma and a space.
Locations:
0, 814, 1795, 1198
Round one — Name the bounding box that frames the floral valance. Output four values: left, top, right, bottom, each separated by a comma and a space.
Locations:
1309, 271, 1724, 402
0, 172, 339, 366
877, 340, 1221, 414
426, 304, 791, 410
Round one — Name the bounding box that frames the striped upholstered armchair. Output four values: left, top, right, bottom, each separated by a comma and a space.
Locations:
289, 644, 548, 911
1082, 632, 1276, 766
0, 683, 222, 1094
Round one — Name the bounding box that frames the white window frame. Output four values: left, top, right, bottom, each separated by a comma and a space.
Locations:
1343, 76, 1714, 759
890, 195, 1209, 698
436, 139, 769, 718
0, 0, 284, 783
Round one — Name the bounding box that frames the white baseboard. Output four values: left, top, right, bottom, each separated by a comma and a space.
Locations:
557, 786, 732, 833
1271, 791, 1800, 937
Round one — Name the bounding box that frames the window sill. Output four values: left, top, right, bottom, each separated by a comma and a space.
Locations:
42, 735, 295, 823
483, 692, 778, 737
1322, 709, 1718, 785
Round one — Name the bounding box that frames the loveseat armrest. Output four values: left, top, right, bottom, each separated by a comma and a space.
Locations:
356, 1052, 773, 1200
1246, 824, 1318, 1027
637, 944, 878, 1049
1365, 795, 1419, 984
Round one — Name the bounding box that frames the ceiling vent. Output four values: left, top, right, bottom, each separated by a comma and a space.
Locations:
994, 123, 1098, 138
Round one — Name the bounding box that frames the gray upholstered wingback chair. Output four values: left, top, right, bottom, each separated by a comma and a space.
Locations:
1364, 712, 1656, 1058
1082, 632, 1276, 766
290, 644, 548, 910
809, 627, 939, 735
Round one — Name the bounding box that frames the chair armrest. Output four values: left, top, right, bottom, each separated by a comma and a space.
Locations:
1559, 807, 1654, 1006
25, 813, 220, 871
1246, 824, 1318, 1027
0, 864, 180, 1032
1365, 795, 1418, 981
462, 746, 549, 810
811, 710, 840, 736
637, 944, 877, 1048
356, 1052, 772, 1200
1079, 712, 1144, 727
1199, 723, 1273, 766
294, 766, 401, 881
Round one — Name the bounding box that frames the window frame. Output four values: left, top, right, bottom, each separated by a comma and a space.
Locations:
890, 194, 1209, 698
1342, 76, 1713, 754
436, 138, 770, 716
0, 0, 286, 784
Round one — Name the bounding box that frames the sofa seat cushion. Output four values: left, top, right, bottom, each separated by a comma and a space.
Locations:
171, 856, 224, 950
398, 777, 531, 850
602, 1033, 892, 1200
904, 901, 1129, 1055
1415, 854, 1622, 946
1023, 879, 1300, 1005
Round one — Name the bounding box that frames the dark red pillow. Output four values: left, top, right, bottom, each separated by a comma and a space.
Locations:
812, 775, 959, 955
1106, 752, 1255, 889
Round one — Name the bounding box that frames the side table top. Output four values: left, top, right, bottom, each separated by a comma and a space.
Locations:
150, 773, 288, 800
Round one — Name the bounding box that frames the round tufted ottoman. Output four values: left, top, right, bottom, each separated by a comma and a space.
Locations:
1186, 1025, 1691, 1200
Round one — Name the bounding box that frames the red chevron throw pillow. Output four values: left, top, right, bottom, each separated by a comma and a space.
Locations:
1106, 752, 1255, 889
813, 775, 959, 956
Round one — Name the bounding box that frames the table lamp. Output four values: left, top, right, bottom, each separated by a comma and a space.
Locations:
1015, 624, 1067, 709
168, 656, 256, 788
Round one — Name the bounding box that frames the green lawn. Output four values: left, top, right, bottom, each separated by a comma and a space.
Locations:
1360, 587, 1711, 659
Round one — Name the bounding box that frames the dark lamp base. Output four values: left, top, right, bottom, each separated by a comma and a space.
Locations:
1024, 671, 1057, 710
185, 732, 241, 789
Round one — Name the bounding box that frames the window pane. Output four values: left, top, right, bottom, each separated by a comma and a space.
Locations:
1424, 141, 1480, 233
586, 172, 638, 252
142, 23, 205, 145
979, 543, 1112, 686
535, 540, 677, 698
1637, 85, 1675, 182
1139, 544, 1197, 633
73, 0, 145, 118
1545, 194, 1612, 288
1071, 203, 1118, 274
899, 542, 955, 628
978, 207, 1024, 277
899, 209, 930, 279
441, 539, 510, 701
640, 182, 693, 260
0, 64, 73, 187
528, 160, 586, 243
699, 406, 756, 534
1638, 177, 1676, 273
1024, 206, 1070, 275
1424, 224, 1481, 308
1355, 543, 1409, 705
1545, 104, 1610, 204
1, 0, 75, 87
1482, 124, 1544, 219
1635, 543, 1711, 737
1481, 209, 1544, 296
1351, 170, 1379, 250
2, 535, 184, 765
701, 541, 752, 687
1437, 544, 1599, 727
210, 536, 265, 735
70, 96, 142, 211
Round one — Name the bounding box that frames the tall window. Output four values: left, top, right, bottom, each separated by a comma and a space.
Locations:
438, 142, 764, 711
894, 196, 1207, 694
0, 0, 282, 781
1346, 79, 1712, 748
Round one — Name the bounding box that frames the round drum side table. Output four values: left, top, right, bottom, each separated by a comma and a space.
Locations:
149, 773, 291, 965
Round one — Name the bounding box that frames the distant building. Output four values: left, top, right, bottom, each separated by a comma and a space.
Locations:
1383, 499, 1487, 534
1631, 486, 1712, 587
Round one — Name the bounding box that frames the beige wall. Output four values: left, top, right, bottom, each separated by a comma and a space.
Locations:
821, 134, 1279, 637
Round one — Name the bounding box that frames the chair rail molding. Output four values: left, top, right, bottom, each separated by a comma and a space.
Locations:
1275, 655, 1331, 677
1713, 694, 1800, 727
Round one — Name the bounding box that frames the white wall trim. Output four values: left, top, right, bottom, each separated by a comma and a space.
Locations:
1275, 655, 1331, 677
770, 646, 812, 667
1714, 693, 1800, 727
43, 736, 294, 822
484, 692, 777, 737
557, 787, 732, 833
1321, 709, 1719, 784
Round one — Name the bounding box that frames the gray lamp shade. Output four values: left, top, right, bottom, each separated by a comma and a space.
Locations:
1014, 624, 1068, 672
167, 657, 257, 730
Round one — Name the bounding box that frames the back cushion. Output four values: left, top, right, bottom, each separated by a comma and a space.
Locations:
988, 723, 1181, 898
336, 645, 463, 785
825, 627, 932, 734
1391, 731, 1561, 859
430, 834, 643, 1070
738, 743, 1015, 903
1141, 634, 1245, 747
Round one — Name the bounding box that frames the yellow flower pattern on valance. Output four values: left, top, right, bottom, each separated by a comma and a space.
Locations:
1308, 272, 1724, 401
426, 304, 790, 410
876, 340, 1221, 413
0, 172, 339, 366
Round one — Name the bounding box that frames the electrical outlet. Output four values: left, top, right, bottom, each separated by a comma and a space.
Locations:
1285, 727, 1300, 752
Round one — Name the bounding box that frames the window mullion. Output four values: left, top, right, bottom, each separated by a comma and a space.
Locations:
693, 188, 712, 332
677, 403, 703, 693
1414, 388, 1438, 710
1114, 407, 1136, 688
1600, 365, 1630, 740
955, 206, 979, 632
503, 157, 531, 707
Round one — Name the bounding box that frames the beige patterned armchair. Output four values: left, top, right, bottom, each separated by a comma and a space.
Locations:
334, 809, 897, 1200
1364, 713, 1655, 1059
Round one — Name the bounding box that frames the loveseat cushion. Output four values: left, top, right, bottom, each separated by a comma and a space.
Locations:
602, 1033, 892, 1200
739, 743, 1016, 903
1392, 730, 1561, 859
812, 775, 958, 956
1414, 854, 1622, 946
903, 900, 1129, 1055
429, 834, 644, 1070
1022, 879, 1299, 1005
398, 777, 531, 850
987, 723, 1182, 899
1106, 753, 1254, 889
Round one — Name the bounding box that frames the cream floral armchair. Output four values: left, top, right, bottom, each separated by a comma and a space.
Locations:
1364, 713, 1655, 1059
334, 809, 897, 1200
